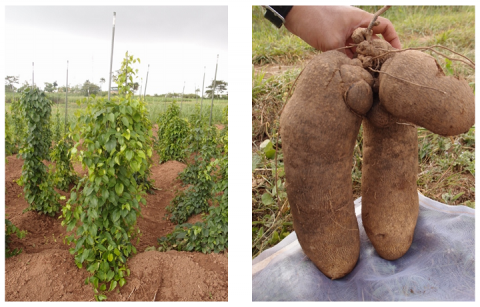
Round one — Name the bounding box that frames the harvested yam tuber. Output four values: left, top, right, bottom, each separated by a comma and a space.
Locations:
280, 51, 373, 279
378, 50, 474, 136
280, 17, 474, 278
361, 115, 419, 260
354, 31, 474, 262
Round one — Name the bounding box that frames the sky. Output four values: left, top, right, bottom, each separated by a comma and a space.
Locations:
4, 6, 228, 96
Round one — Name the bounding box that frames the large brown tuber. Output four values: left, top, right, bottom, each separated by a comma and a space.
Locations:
280, 26, 474, 279
356, 33, 474, 262
280, 51, 373, 279
361, 115, 419, 260
378, 50, 474, 136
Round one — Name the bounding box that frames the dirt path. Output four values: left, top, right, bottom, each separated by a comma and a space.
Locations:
4, 152, 227, 301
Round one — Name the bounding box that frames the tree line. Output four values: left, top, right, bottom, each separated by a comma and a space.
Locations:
5, 75, 227, 99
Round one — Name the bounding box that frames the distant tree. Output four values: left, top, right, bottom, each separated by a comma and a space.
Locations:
5, 75, 19, 92
17, 81, 39, 93
99, 77, 105, 90
44, 82, 55, 93
50, 81, 59, 103
132, 82, 139, 93
83, 80, 91, 96
71, 84, 81, 94
81, 80, 101, 96
216, 80, 228, 95
205, 80, 228, 98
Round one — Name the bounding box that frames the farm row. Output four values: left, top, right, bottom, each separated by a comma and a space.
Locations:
5, 53, 228, 301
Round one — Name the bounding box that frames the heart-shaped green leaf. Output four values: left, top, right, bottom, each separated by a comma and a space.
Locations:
115, 183, 124, 195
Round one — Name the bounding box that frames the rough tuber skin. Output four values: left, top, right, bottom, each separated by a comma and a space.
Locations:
341, 64, 374, 115
357, 34, 474, 261
361, 117, 419, 260
280, 51, 373, 279
280, 26, 474, 279
365, 97, 397, 128
379, 50, 475, 136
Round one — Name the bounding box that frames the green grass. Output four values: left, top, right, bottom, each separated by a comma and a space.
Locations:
252, 6, 475, 79
147, 99, 227, 124
252, 6, 315, 65
370, 6, 475, 49
252, 6, 475, 258
5, 92, 227, 157
5, 92, 227, 126
364, 6, 475, 83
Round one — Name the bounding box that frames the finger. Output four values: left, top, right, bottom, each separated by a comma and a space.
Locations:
345, 48, 354, 59
336, 45, 354, 59
345, 37, 356, 56
371, 17, 402, 49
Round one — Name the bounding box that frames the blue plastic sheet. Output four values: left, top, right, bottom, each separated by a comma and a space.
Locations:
252, 193, 475, 301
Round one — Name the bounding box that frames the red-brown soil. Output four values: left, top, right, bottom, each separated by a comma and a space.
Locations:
4, 151, 228, 301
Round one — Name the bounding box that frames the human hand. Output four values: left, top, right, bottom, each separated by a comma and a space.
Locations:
284, 6, 401, 58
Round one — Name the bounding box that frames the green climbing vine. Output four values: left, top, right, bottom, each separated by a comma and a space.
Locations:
5, 218, 27, 258
50, 137, 77, 191
166, 108, 219, 224
61, 52, 152, 301
17, 87, 61, 216
7, 97, 26, 155
155, 102, 190, 163
158, 106, 228, 253
5, 113, 15, 157
52, 107, 62, 144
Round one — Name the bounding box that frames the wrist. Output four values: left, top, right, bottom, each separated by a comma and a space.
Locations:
264, 6, 293, 28
284, 6, 325, 50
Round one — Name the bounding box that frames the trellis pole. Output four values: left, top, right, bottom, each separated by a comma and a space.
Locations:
209, 55, 219, 126
32, 62, 34, 89
180, 81, 185, 110
108, 12, 116, 101
144, 64, 150, 100
200, 66, 205, 116
65, 61, 69, 134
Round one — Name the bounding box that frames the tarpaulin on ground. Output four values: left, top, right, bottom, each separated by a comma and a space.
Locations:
252, 193, 475, 301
